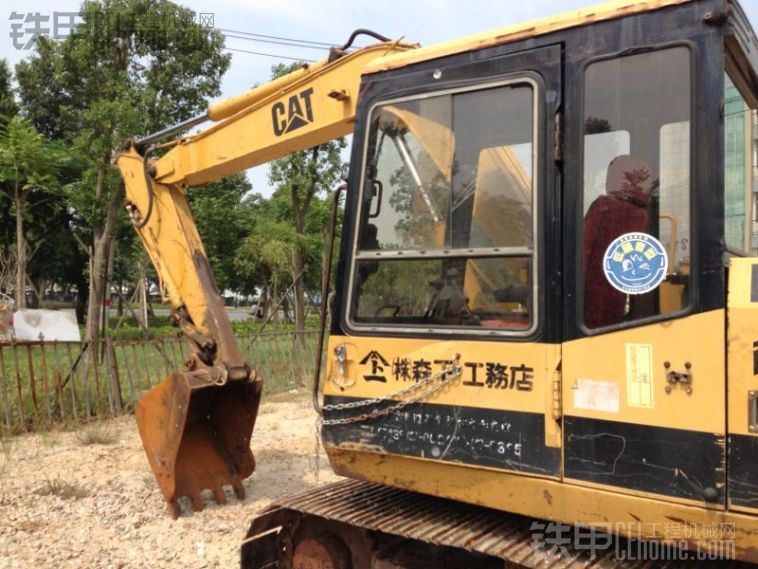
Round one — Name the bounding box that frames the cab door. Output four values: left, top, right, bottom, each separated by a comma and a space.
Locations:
323, 43, 566, 481
561, 45, 727, 508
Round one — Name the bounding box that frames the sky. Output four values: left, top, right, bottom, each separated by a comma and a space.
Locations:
2, 0, 758, 197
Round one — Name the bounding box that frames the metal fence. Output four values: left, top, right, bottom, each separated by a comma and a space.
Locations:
0, 330, 318, 433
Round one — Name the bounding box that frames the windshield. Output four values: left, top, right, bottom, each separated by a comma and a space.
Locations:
350, 81, 538, 333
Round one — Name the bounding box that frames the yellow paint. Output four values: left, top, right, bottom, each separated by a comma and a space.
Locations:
327, 448, 758, 563
150, 42, 415, 188
563, 310, 725, 431
323, 335, 562, 451
116, 147, 210, 332
727, 257, 758, 515
364, 0, 692, 74
115, 40, 413, 353
324, 336, 549, 415
324, 312, 728, 509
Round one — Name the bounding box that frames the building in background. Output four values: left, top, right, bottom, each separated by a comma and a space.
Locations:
724, 76, 757, 255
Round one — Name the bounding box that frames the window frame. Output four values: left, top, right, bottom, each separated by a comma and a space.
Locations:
345, 75, 542, 338
576, 42, 697, 335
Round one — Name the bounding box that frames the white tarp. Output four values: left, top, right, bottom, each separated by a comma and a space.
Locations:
13, 309, 81, 342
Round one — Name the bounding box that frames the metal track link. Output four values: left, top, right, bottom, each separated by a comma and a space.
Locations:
241, 479, 719, 568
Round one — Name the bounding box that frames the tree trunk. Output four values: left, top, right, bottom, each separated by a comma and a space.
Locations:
29, 276, 43, 309
14, 191, 25, 310
292, 249, 305, 342
116, 281, 123, 317
85, 178, 124, 354
271, 281, 278, 323
75, 278, 87, 324
260, 285, 270, 321
137, 263, 148, 327
292, 204, 306, 344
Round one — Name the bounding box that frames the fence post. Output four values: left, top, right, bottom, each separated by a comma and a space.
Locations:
0, 347, 10, 429
105, 339, 123, 413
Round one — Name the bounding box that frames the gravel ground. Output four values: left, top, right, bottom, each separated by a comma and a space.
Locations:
0, 391, 340, 568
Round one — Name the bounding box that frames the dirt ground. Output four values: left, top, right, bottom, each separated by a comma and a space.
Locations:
0, 391, 341, 568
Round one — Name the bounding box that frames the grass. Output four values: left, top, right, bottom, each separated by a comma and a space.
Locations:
101, 312, 320, 342
77, 423, 118, 445
34, 474, 90, 500
0, 329, 320, 434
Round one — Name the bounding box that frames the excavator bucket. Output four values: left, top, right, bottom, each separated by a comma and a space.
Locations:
136, 370, 262, 518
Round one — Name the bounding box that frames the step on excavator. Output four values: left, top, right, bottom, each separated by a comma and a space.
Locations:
117, 0, 758, 565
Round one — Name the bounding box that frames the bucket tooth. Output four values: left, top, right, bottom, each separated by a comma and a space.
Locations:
168, 500, 181, 520
213, 485, 227, 505
232, 481, 246, 501
189, 492, 205, 513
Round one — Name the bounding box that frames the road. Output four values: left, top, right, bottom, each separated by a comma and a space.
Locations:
152, 307, 253, 322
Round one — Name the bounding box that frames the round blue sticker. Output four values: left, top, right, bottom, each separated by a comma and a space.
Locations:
603, 232, 668, 295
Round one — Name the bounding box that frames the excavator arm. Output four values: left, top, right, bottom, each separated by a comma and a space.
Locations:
116, 36, 415, 517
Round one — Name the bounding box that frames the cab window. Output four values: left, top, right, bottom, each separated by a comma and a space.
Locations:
351, 81, 537, 333
581, 47, 691, 329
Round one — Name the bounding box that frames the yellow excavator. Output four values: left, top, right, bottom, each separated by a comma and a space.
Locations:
117, 0, 758, 565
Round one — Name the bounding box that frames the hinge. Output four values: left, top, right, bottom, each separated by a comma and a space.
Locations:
553, 110, 563, 164
551, 360, 562, 421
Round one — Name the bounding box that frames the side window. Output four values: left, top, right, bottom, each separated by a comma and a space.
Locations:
581, 48, 691, 329
724, 74, 755, 254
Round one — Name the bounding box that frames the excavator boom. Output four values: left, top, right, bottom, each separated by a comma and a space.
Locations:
116, 37, 415, 516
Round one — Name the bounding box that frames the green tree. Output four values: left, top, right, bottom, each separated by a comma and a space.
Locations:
234, 215, 297, 320
267, 63, 348, 336
0, 58, 18, 298
15, 1, 230, 344
0, 118, 65, 308
0, 60, 17, 129
187, 173, 253, 293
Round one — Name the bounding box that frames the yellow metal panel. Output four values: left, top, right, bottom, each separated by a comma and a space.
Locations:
152, 42, 414, 188
727, 258, 756, 438
117, 147, 249, 367
726, 257, 758, 515
365, 0, 692, 74
562, 310, 725, 432
117, 147, 209, 329
327, 448, 758, 563
323, 335, 561, 449
324, 336, 553, 416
